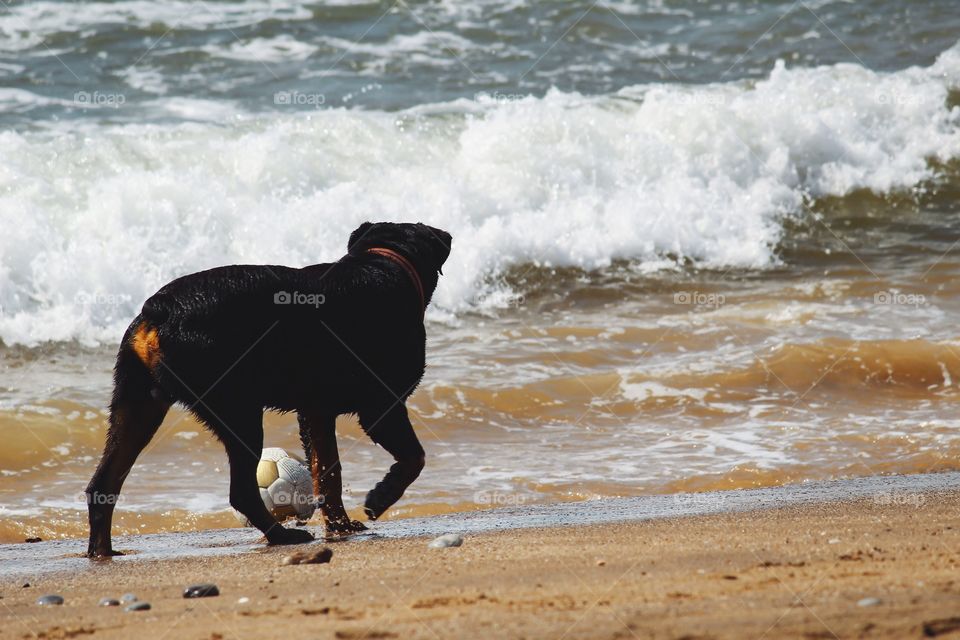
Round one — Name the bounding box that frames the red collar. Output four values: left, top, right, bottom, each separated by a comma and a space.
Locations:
366, 247, 425, 318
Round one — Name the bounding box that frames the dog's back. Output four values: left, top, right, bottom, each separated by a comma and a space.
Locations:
131, 259, 427, 412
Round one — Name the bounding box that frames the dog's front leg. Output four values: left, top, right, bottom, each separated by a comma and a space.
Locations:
298, 412, 366, 534
359, 403, 425, 520
217, 408, 314, 546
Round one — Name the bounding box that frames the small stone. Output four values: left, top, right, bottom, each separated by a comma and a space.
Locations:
596, 560, 606, 566
125, 602, 151, 612
99, 598, 120, 607
237, 597, 250, 605
120, 593, 138, 603
924, 618, 960, 637
36, 595, 64, 606
828, 538, 840, 544
281, 547, 333, 565
857, 597, 882, 607
24, 537, 42, 543
21, 583, 30, 588
183, 584, 219, 599
427, 534, 463, 549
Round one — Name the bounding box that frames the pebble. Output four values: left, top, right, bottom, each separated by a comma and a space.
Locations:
120, 593, 138, 603
857, 597, 882, 607
237, 597, 250, 605
282, 547, 333, 565
24, 537, 42, 543
596, 560, 606, 566
183, 583, 220, 599
98, 598, 120, 607
125, 602, 151, 612
428, 534, 463, 549
36, 595, 64, 606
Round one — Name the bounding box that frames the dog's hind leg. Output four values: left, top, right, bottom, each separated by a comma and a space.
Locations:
210, 406, 314, 545
359, 404, 425, 520
86, 336, 169, 558
298, 412, 366, 534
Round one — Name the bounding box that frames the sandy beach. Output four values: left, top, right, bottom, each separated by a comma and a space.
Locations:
4, 481, 960, 640
5, 3, 960, 639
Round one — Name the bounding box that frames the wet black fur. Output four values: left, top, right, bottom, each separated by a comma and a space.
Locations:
86, 222, 451, 557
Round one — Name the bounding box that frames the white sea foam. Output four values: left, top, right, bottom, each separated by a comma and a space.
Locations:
203, 35, 319, 63
317, 31, 487, 71
0, 88, 69, 112
1, 43, 959, 345
118, 67, 169, 95
143, 97, 244, 122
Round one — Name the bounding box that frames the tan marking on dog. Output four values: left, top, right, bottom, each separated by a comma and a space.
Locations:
131, 322, 162, 370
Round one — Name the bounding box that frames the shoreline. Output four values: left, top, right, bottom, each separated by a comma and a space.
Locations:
2, 471, 957, 580
2, 473, 959, 638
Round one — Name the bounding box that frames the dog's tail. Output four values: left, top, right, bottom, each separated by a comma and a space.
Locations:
116, 315, 167, 402
141, 292, 172, 326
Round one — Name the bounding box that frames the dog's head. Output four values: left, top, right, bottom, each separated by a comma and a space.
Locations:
347, 222, 452, 301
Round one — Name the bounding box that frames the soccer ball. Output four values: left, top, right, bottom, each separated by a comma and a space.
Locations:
232, 447, 316, 525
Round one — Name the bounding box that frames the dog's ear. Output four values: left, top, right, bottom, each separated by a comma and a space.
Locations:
422, 225, 452, 275
348, 222, 374, 253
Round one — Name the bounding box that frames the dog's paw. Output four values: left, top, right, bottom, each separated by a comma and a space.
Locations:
325, 517, 367, 535
364, 493, 392, 521
267, 527, 315, 546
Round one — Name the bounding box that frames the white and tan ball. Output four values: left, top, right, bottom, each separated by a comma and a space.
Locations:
232, 447, 316, 525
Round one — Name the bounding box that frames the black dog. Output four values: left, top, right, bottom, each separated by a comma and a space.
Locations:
86, 222, 451, 557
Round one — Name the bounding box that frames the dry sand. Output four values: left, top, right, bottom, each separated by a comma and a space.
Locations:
3, 491, 960, 640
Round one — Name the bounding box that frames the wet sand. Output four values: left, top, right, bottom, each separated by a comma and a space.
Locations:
3, 477, 960, 639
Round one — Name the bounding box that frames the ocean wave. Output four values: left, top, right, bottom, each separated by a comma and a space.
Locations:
621, 338, 960, 405
1, 42, 959, 345
0, 0, 316, 52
